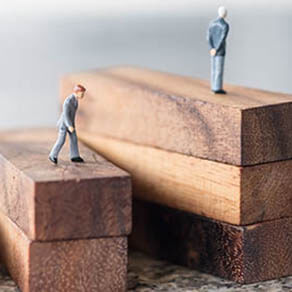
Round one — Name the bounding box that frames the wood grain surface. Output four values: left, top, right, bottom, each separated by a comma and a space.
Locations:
0, 129, 132, 241
80, 132, 292, 225
61, 66, 292, 166
130, 199, 292, 284
0, 211, 127, 292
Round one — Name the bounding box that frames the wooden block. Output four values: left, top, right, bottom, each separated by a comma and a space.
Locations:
130, 199, 292, 284
61, 66, 292, 166
80, 132, 292, 225
0, 129, 132, 241
0, 211, 127, 292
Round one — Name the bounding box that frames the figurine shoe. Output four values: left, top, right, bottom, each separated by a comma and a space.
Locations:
71, 157, 85, 163
49, 156, 58, 164
213, 89, 227, 94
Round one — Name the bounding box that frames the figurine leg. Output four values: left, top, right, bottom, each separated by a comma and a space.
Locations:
49, 127, 67, 159
68, 130, 81, 159
211, 56, 216, 90
212, 56, 225, 92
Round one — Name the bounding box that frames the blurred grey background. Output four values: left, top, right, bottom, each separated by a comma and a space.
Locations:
0, 0, 291, 129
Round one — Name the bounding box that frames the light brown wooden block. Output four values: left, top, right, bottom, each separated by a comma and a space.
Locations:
61, 66, 292, 166
0, 129, 131, 241
0, 211, 127, 292
130, 199, 292, 284
80, 132, 292, 225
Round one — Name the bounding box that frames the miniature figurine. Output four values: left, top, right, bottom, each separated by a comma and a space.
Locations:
49, 84, 86, 164
207, 6, 229, 94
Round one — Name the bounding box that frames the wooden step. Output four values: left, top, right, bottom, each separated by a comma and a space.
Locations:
0, 211, 127, 292
0, 129, 132, 241
80, 132, 292, 225
61, 66, 292, 166
130, 199, 292, 284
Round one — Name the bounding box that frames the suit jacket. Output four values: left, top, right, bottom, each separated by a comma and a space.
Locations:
57, 94, 78, 129
207, 17, 229, 56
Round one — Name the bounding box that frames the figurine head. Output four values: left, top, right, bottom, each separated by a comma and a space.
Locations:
218, 6, 227, 19
73, 84, 86, 99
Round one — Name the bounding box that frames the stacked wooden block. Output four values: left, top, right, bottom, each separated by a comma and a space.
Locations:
61, 66, 292, 284
0, 129, 131, 292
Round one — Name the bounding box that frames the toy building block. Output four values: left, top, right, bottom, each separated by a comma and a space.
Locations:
130, 199, 292, 284
0, 129, 132, 241
61, 66, 292, 166
0, 211, 127, 292
79, 133, 292, 225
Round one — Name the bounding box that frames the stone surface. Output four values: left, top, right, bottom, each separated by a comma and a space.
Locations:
128, 252, 292, 292
0, 251, 291, 291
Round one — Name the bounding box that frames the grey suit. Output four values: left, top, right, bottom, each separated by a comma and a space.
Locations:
49, 94, 80, 159
207, 17, 229, 91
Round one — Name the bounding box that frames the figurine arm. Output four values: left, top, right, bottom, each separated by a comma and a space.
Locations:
215, 24, 229, 51
207, 27, 214, 49
63, 99, 73, 128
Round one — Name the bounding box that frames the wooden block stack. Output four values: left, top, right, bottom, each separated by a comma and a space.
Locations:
61, 66, 292, 284
0, 129, 132, 292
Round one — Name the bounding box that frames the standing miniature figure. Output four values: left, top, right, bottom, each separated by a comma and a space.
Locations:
207, 6, 229, 94
49, 84, 86, 164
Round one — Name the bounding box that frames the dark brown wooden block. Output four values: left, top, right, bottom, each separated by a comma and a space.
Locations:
61, 66, 292, 166
0, 129, 132, 241
79, 133, 292, 225
130, 199, 292, 284
0, 211, 127, 292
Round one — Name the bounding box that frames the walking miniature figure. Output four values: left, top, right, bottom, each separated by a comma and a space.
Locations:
207, 6, 229, 94
49, 84, 86, 164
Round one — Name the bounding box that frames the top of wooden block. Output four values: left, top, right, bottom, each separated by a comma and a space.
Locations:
0, 129, 132, 241
95, 66, 292, 110
91, 66, 292, 110
0, 129, 127, 182
62, 67, 292, 165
